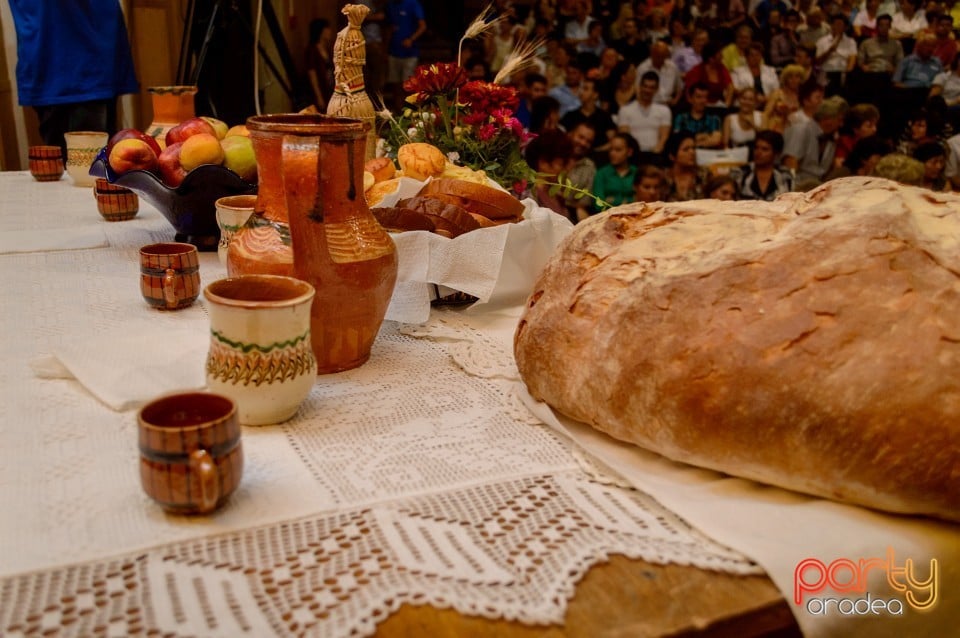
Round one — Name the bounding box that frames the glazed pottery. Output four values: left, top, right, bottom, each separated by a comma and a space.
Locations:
146, 85, 198, 144
64, 131, 108, 187
204, 275, 317, 425
225, 114, 297, 277
138, 391, 243, 514
139, 242, 201, 310
28, 145, 64, 181
94, 178, 139, 221
281, 114, 398, 373
88, 148, 257, 251
215, 195, 256, 265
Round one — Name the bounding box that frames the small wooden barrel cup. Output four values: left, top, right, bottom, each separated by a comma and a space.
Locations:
139, 242, 201, 310
28, 146, 64, 182
94, 178, 139, 221
138, 392, 243, 514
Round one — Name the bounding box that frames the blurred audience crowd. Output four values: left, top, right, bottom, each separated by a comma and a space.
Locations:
463, 0, 960, 220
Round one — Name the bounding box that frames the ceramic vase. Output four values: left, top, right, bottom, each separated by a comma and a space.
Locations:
146, 85, 198, 145
225, 114, 297, 277
204, 275, 317, 425
280, 114, 398, 373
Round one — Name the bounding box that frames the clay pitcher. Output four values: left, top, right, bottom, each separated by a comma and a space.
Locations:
280, 115, 397, 373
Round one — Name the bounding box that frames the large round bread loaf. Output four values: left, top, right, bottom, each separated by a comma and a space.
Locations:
514, 177, 960, 522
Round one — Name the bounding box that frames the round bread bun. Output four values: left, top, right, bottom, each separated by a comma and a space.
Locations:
417, 178, 525, 220
365, 157, 397, 183
371, 207, 436, 233
397, 143, 447, 181
365, 177, 402, 207
363, 171, 376, 192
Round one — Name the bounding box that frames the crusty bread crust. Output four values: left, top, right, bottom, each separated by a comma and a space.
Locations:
419, 178, 525, 220
514, 178, 960, 522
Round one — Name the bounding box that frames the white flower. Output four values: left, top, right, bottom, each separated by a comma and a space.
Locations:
446, 151, 460, 163
407, 127, 419, 137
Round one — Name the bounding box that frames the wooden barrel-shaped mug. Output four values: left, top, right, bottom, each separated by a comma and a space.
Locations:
94, 178, 139, 221
137, 392, 243, 514
28, 145, 64, 182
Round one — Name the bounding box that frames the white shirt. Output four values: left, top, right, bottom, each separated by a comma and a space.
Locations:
731, 64, 782, 97
944, 133, 960, 178
892, 10, 929, 38
934, 71, 960, 103
616, 100, 672, 151
564, 16, 595, 43
816, 33, 858, 72
636, 58, 682, 105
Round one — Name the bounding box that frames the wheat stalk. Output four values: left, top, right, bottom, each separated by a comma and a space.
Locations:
458, 4, 505, 66
494, 34, 545, 85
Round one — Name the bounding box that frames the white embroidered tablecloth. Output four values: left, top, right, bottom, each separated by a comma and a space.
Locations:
0, 173, 759, 637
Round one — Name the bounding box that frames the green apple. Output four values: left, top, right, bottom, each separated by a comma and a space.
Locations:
201, 116, 229, 140
220, 135, 257, 182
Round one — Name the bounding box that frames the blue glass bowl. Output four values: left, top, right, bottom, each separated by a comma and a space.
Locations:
89, 148, 257, 250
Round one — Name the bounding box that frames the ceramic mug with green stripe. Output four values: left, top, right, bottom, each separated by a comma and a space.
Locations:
204, 275, 317, 425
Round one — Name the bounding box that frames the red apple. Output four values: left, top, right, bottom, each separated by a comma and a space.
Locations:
108, 138, 158, 174
107, 128, 161, 157
157, 142, 188, 188
165, 117, 217, 148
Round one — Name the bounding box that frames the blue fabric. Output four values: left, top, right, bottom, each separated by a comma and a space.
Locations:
386, 0, 425, 59
9, 0, 138, 107
893, 55, 944, 89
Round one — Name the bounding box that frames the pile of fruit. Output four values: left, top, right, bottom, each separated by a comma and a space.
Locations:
106, 116, 257, 188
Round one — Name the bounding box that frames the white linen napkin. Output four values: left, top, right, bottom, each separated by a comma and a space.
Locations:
384, 197, 573, 324
0, 227, 108, 254
32, 325, 208, 411
520, 392, 960, 638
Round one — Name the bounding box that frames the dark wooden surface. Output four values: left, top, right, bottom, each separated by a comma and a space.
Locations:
376, 555, 803, 637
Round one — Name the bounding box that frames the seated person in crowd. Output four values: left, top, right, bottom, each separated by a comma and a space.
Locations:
633, 164, 666, 203
593, 132, 641, 207
612, 17, 650, 65
514, 72, 548, 130
931, 13, 958, 69
530, 95, 562, 133
894, 34, 944, 89
724, 87, 764, 148
815, 13, 858, 96
873, 152, 926, 185
782, 95, 849, 187
549, 60, 584, 119
524, 129, 575, 218
662, 131, 710, 201
891, 0, 928, 41
853, 0, 883, 38
729, 130, 795, 200
827, 135, 892, 179
564, 122, 599, 221
731, 42, 780, 108
674, 83, 724, 148
637, 41, 684, 106
835, 103, 881, 167
722, 24, 754, 71
617, 71, 672, 153
771, 10, 801, 67
684, 41, 735, 106
856, 12, 904, 103
705, 174, 739, 200
561, 77, 617, 161
930, 54, 960, 108
763, 64, 806, 132
913, 140, 950, 190
943, 130, 960, 189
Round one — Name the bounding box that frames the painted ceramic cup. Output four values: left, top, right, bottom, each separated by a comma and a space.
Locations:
138, 391, 243, 514
28, 145, 64, 181
94, 178, 139, 221
204, 275, 317, 425
139, 242, 201, 310
64, 131, 108, 187
215, 194, 256, 266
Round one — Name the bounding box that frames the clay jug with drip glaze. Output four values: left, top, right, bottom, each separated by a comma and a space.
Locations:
280, 115, 397, 373
225, 114, 297, 277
